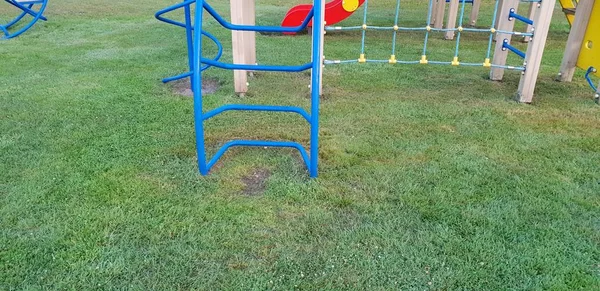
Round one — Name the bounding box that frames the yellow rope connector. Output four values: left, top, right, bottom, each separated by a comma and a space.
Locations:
389, 55, 397, 64
358, 54, 366, 63
458, 26, 463, 32
452, 56, 460, 66
426, 25, 432, 32
420, 55, 428, 64
362, 24, 367, 30
483, 58, 491, 68
393, 25, 399, 31
490, 28, 496, 33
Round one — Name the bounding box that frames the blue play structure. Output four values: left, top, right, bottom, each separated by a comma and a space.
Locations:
156, 0, 323, 177
1, 0, 48, 39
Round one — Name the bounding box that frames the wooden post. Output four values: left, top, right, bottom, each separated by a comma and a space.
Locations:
494, 0, 504, 41
469, 0, 481, 26
557, 0, 595, 82
516, 0, 557, 103
433, 0, 446, 29
245, 0, 256, 74
490, 0, 519, 81
523, 2, 537, 42
230, 0, 256, 95
445, 0, 460, 40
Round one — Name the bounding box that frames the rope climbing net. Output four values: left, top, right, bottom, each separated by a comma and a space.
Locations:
324, 0, 539, 71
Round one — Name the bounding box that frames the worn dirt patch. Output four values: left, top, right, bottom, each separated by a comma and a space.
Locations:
172, 78, 220, 97
241, 168, 271, 196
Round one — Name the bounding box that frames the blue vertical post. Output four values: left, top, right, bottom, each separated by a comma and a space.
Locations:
193, 0, 208, 175
184, 0, 195, 91
309, 0, 323, 178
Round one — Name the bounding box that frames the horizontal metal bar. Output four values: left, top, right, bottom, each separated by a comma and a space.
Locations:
509, 9, 534, 25
203, 104, 311, 122
502, 39, 526, 58
206, 140, 310, 171
201, 58, 312, 72
203, 1, 312, 33
324, 59, 525, 71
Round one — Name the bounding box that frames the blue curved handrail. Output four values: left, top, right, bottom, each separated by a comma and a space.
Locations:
155, 0, 224, 83
585, 67, 598, 92
1, 0, 49, 39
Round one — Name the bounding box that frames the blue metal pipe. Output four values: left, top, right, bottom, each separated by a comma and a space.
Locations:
203, 105, 311, 122
585, 67, 598, 92
508, 9, 534, 25
3, 8, 28, 29
155, 1, 224, 84
184, 1, 195, 91
202, 1, 314, 33
179, 0, 322, 177
502, 39, 526, 58
1, 0, 48, 39
309, 0, 323, 178
5, 0, 48, 22
154, 0, 194, 28
206, 140, 311, 171
200, 59, 312, 73
192, 0, 208, 175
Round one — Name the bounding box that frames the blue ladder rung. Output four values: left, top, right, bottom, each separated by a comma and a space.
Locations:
202, 58, 313, 73
502, 39, 526, 58
206, 140, 311, 172
445, 0, 474, 3
203, 1, 313, 33
508, 9, 534, 25
203, 104, 311, 122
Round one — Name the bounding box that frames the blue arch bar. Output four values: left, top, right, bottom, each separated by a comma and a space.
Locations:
156, 0, 323, 177
1, 0, 49, 39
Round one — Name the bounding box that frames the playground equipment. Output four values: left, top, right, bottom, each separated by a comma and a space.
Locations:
1, 0, 48, 39
281, 0, 365, 31
324, 0, 555, 103
157, 0, 556, 177
557, 0, 599, 103
157, 0, 324, 177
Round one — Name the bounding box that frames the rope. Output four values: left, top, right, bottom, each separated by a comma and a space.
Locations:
326, 0, 526, 70
391, 0, 402, 59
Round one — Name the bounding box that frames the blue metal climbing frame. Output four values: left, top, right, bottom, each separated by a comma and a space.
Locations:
1, 0, 48, 39
156, 0, 323, 177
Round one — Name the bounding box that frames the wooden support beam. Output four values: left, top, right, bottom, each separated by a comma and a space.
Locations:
494, 0, 505, 41
557, 0, 595, 82
523, 2, 537, 42
433, 0, 446, 29
517, 0, 557, 103
490, 0, 519, 80
445, 0, 460, 40
230, 0, 256, 95
469, 0, 481, 26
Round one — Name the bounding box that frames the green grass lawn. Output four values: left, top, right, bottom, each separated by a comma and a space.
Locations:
1, 0, 599, 289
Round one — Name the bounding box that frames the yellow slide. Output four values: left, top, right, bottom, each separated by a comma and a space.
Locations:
559, 0, 578, 26
576, 0, 599, 76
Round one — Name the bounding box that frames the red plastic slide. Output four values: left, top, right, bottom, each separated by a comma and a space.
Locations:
281, 0, 365, 34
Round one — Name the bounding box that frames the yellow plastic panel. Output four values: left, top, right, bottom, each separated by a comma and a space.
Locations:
577, 0, 600, 76
559, 0, 578, 26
